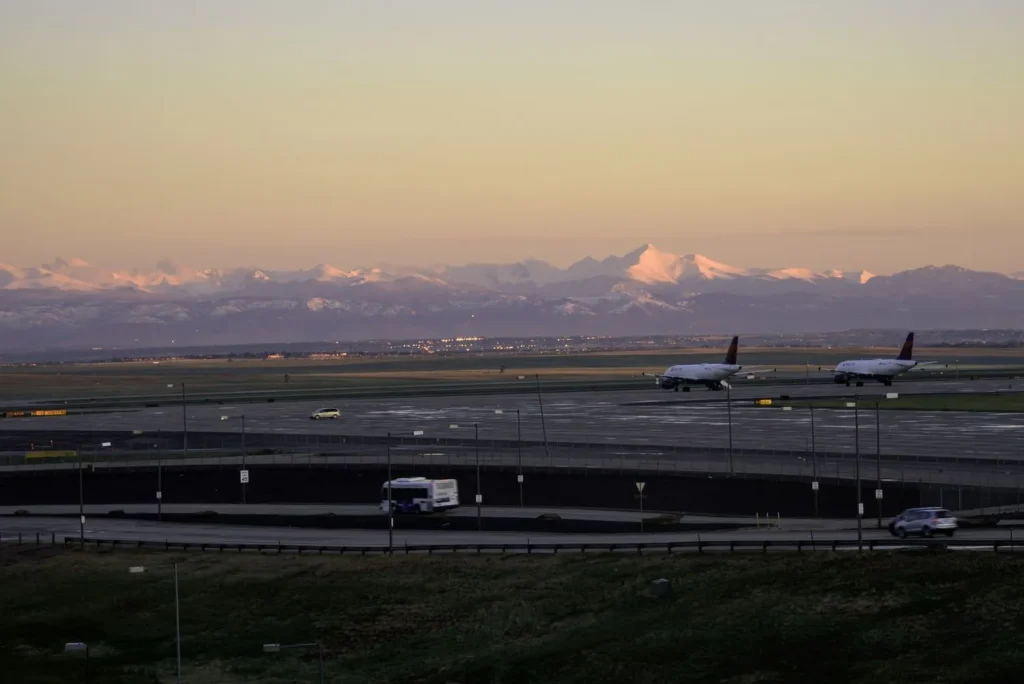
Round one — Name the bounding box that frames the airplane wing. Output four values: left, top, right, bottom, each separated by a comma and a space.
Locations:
738, 366, 778, 375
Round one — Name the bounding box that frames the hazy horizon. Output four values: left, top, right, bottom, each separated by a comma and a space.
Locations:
2, 1, 1022, 273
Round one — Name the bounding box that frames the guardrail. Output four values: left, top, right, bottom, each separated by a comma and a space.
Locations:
32, 535, 1024, 554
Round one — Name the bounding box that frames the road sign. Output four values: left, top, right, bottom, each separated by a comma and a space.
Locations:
782, 406, 793, 412
754, 399, 772, 406
886, 393, 899, 399
412, 430, 424, 436
875, 489, 883, 500
475, 494, 482, 504
636, 482, 646, 493
811, 481, 819, 491
167, 384, 174, 388
449, 424, 459, 429
846, 402, 857, 408
857, 503, 864, 516
517, 474, 524, 483
494, 409, 503, 415
220, 416, 229, 420
240, 469, 249, 484
101, 442, 111, 447
80, 515, 85, 525
156, 491, 162, 500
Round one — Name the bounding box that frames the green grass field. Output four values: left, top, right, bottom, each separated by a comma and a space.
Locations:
780, 393, 1024, 412
4, 548, 1024, 683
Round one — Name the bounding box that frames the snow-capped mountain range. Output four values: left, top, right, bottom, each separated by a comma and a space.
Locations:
0, 246, 876, 293
0, 245, 1021, 350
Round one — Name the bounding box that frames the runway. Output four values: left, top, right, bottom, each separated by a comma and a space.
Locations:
3, 377, 1023, 462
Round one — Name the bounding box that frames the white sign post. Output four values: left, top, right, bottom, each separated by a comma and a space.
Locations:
475, 494, 482, 504
412, 430, 424, 436
857, 502, 864, 516
239, 469, 249, 484
875, 489, 883, 500
811, 481, 819, 491
517, 474, 524, 483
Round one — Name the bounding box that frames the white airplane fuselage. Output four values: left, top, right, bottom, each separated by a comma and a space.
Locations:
658, 363, 741, 391
833, 359, 918, 386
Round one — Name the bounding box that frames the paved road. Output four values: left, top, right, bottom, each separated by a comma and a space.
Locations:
0, 503, 850, 529
2, 516, 1018, 551
2, 379, 1023, 463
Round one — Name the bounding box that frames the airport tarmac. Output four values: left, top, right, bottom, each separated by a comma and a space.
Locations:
3, 377, 1023, 461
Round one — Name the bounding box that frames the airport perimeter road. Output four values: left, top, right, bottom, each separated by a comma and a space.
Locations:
3, 378, 1023, 461
1, 516, 1018, 550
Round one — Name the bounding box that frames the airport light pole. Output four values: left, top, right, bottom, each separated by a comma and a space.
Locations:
475, 422, 481, 530
535, 374, 551, 466
855, 396, 863, 551
386, 432, 393, 554
174, 563, 183, 684
449, 422, 483, 528
726, 384, 734, 475
181, 383, 188, 458
496, 408, 524, 507
810, 405, 818, 517
78, 443, 84, 548
262, 642, 324, 684
876, 402, 882, 529
240, 414, 247, 504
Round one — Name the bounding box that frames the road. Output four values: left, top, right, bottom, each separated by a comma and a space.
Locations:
0, 503, 851, 532
2, 378, 1023, 464
2, 516, 1019, 551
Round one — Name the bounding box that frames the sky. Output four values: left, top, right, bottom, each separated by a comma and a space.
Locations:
1, 0, 1022, 275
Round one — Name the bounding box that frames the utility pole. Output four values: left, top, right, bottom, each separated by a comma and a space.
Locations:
535, 374, 550, 465
876, 402, 882, 529
174, 563, 182, 684
475, 423, 481, 531
726, 384, 734, 475
157, 457, 163, 522
810, 405, 818, 517
386, 432, 393, 554
181, 383, 188, 458
78, 444, 84, 548
516, 408, 523, 508
241, 415, 247, 505
855, 397, 862, 551
156, 430, 163, 521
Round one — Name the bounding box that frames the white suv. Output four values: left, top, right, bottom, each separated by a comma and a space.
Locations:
889, 507, 958, 538
310, 408, 341, 420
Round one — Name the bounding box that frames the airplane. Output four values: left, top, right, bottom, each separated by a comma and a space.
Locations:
832, 332, 932, 387
643, 336, 750, 392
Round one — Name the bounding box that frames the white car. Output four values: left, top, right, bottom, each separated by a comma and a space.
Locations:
310, 408, 341, 420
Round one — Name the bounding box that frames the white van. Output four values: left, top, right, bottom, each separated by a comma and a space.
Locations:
309, 408, 340, 420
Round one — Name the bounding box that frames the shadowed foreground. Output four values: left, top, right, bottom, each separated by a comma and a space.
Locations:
2, 547, 1024, 683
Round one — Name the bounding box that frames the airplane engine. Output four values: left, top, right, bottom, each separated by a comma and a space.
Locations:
833, 373, 849, 384
660, 378, 678, 390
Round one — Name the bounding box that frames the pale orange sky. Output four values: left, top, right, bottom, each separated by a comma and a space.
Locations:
1, 1, 1022, 274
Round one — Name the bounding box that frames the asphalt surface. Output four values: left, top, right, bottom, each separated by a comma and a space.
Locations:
0, 503, 848, 529
1, 516, 1018, 551
3, 377, 1022, 463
